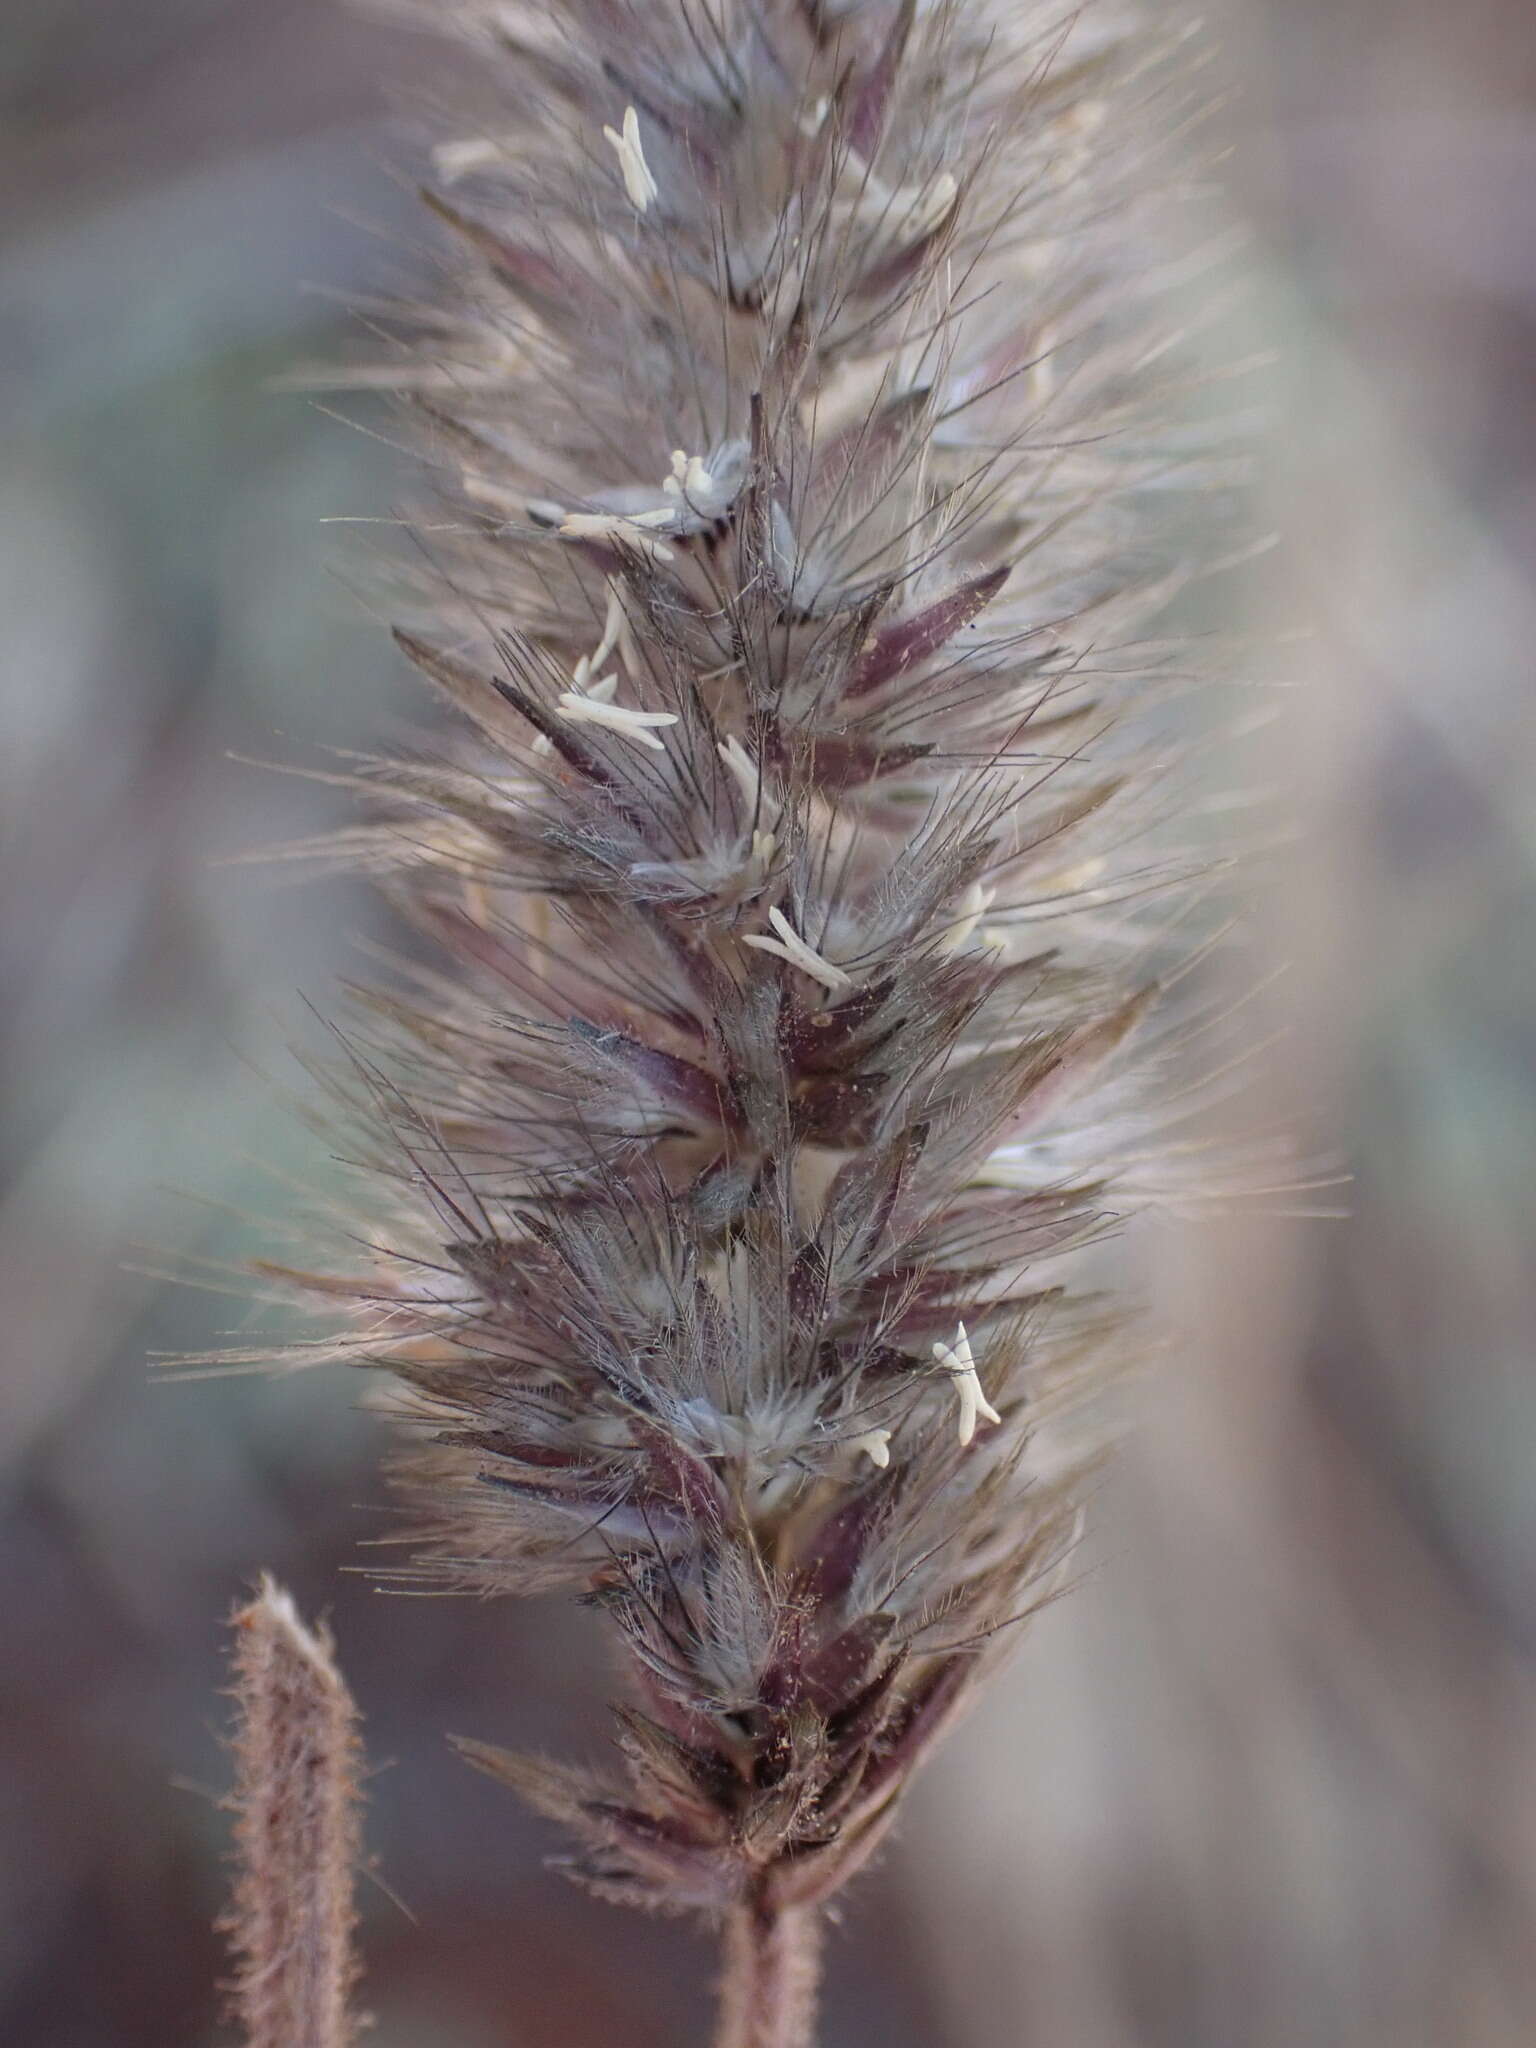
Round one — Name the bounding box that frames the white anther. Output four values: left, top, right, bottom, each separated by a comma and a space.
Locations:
849, 1428, 892, 1470
1010, 856, 1108, 918
431, 137, 504, 183
662, 450, 716, 502
849, 163, 959, 242
589, 583, 626, 672
558, 510, 676, 563
535, 670, 619, 754
740, 907, 852, 993
1026, 323, 1059, 408
931, 1321, 1002, 1447
555, 693, 678, 751
896, 170, 959, 238
750, 829, 777, 869
940, 879, 995, 954
602, 106, 659, 213
717, 735, 761, 808
561, 508, 674, 535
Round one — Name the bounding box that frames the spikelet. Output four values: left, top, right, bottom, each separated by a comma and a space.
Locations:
264, 1, 1221, 2036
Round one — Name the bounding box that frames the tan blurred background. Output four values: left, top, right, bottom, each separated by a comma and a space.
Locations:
3, 2, 1535, 2042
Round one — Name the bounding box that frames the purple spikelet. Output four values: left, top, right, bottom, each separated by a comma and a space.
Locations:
266, 2, 1219, 2036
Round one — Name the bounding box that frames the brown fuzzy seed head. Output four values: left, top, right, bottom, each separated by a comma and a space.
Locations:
232, 0, 1231, 1961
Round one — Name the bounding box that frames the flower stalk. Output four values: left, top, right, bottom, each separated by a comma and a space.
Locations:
717, 1894, 823, 2048
222, 1578, 363, 2048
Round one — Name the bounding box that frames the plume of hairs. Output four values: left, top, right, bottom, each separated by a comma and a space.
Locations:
253, 1, 1222, 2038
222, 1578, 364, 2048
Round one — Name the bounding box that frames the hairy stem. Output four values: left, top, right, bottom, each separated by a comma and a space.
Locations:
223, 1576, 362, 2048
715, 1893, 823, 2048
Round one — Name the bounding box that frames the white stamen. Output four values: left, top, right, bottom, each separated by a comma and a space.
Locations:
572, 654, 605, 690
896, 170, 959, 239
602, 106, 659, 213
717, 735, 761, 808
741, 907, 852, 993
1026, 323, 1059, 409
535, 670, 619, 754
662, 450, 716, 501
931, 1321, 1002, 1447
561, 508, 674, 534
797, 95, 831, 138
461, 475, 525, 516
555, 693, 678, 751
940, 879, 995, 954
558, 510, 676, 563
1009, 856, 1108, 918
432, 137, 504, 183
846, 160, 960, 243
849, 1428, 892, 1470
1063, 99, 1108, 142
1053, 856, 1107, 892
589, 583, 626, 673
720, 741, 780, 874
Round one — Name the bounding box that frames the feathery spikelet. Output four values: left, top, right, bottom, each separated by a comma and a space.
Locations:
260, 0, 1224, 2034
222, 1578, 364, 2048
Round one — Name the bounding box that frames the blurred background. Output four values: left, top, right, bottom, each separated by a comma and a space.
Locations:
3, 2, 1535, 2042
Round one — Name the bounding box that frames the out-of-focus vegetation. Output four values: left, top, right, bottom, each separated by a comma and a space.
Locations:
3, 2, 1534, 2041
